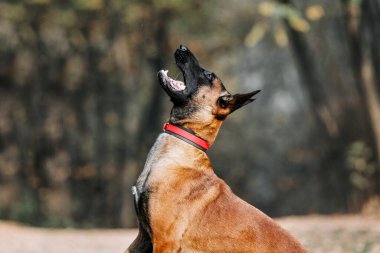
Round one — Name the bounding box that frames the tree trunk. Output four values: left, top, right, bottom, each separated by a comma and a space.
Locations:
342, 0, 380, 191
280, 0, 378, 212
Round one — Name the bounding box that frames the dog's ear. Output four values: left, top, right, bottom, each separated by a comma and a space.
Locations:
220, 90, 260, 111
230, 90, 261, 112
216, 90, 260, 119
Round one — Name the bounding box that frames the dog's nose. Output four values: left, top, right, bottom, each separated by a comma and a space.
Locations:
179, 45, 188, 52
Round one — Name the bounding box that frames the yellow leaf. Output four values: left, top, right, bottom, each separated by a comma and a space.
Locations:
273, 26, 288, 47
305, 5, 325, 21
244, 23, 267, 47
257, 2, 275, 17
289, 17, 310, 32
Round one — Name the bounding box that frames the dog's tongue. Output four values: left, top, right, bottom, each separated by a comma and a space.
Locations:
163, 70, 185, 91
170, 80, 185, 91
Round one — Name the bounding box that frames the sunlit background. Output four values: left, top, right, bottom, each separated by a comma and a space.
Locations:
0, 0, 379, 230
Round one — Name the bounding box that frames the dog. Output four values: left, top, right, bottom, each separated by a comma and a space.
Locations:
126, 45, 308, 253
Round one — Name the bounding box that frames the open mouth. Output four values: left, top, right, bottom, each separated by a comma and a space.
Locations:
158, 70, 186, 91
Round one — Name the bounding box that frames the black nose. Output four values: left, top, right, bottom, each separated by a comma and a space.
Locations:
179, 45, 188, 51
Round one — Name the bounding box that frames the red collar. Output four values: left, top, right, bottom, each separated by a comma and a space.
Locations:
163, 122, 210, 152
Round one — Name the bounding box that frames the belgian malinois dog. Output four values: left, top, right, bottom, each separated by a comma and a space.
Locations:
126, 45, 307, 253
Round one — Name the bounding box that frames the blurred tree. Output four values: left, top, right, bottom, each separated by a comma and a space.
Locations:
0, 0, 379, 228
244, 0, 380, 211
0, 0, 239, 227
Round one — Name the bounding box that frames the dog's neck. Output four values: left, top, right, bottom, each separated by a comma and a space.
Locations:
136, 133, 213, 192
176, 120, 223, 147
137, 118, 223, 193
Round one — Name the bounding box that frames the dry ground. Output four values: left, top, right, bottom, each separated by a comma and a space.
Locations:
0, 215, 379, 253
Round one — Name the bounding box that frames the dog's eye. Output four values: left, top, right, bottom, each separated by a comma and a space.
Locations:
204, 71, 214, 81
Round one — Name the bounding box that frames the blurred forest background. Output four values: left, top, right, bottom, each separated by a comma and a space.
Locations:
0, 0, 379, 228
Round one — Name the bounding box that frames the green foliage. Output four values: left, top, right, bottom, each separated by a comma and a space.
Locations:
26, 0, 51, 4
348, 0, 362, 7
73, 0, 104, 10
0, 3, 26, 22
346, 142, 376, 191
9, 191, 41, 226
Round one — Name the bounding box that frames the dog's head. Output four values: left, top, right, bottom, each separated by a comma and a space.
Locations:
158, 45, 260, 124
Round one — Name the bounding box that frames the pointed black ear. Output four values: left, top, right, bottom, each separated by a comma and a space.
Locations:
231, 90, 261, 112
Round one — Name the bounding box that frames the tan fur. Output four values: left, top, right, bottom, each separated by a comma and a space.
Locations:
127, 78, 308, 252
143, 135, 307, 252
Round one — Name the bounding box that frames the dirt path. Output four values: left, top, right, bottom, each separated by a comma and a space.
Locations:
0, 215, 379, 253
278, 215, 380, 253
0, 222, 136, 253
